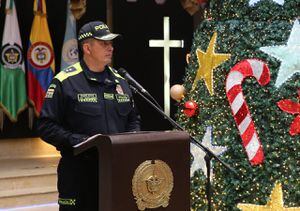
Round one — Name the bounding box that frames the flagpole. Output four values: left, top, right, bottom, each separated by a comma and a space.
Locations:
106, 0, 114, 65
106, 0, 113, 31
0, 110, 4, 131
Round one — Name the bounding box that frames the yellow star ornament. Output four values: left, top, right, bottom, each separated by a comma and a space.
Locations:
237, 182, 300, 211
192, 32, 231, 95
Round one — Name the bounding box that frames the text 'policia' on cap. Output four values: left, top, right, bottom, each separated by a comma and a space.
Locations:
78, 21, 121, 42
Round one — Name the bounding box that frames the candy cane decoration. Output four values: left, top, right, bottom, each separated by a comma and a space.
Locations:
226, 59, 270, 165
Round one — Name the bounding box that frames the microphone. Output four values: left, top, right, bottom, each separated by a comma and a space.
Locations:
117, 68, 150, 96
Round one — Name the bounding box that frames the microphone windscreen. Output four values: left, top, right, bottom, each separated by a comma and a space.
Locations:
117, 68, 127, 77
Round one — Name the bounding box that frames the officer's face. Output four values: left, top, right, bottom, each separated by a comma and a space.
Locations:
84, 39, 114, 67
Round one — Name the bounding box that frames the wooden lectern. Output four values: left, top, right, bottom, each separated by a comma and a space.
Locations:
74, 131, 190, 211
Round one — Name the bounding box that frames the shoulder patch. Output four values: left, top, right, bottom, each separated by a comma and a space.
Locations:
55, 62, 83, 82
45, 83, 56, 99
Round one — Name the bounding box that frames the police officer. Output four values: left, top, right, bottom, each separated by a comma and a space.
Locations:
38, 21, 141, 210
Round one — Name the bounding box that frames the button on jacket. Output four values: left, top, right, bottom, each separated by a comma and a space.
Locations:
38, 61, 141, 154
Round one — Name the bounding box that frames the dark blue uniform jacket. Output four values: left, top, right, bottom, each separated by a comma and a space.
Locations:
38, 61, 141, 154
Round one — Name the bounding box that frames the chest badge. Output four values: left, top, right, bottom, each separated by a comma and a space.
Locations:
116, 84, 124, 94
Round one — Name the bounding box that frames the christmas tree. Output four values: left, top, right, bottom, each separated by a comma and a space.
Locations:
176, 0, 300, 210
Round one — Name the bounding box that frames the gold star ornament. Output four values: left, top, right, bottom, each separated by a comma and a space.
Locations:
192, 32, 231, 95
237, 182, 300, 211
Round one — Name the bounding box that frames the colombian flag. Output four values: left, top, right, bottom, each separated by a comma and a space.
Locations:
27, 0, 55, 117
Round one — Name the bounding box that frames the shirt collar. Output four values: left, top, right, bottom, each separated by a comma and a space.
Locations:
80, 60, 118, 85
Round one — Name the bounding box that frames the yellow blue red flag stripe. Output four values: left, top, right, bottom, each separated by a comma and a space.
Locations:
27, 0, 55, 116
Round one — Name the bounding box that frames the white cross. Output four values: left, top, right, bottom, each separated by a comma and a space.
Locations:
149, 16, 184, 116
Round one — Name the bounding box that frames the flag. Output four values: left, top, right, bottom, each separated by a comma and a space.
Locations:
0, 0, 27, 130
70, 0, 86, 20
61, 0, 78, 70
27, 0, 55, 121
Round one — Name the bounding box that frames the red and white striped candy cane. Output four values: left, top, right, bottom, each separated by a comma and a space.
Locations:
226, 59, 270, 165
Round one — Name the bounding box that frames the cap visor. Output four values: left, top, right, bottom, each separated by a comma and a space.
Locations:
94, 33, 121, 41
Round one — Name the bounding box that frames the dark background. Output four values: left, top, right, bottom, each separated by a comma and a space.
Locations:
0, 0, 193, 138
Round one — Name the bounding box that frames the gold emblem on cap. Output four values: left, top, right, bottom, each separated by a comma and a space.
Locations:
132, 160, 174, 211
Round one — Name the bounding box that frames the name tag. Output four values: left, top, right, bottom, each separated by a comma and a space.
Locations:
104, 93, 114, 100
77, 94, 98, 103
115, 94, 130, 103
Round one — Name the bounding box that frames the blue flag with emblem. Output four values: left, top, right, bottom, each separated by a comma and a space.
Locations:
60, 0, 78, 70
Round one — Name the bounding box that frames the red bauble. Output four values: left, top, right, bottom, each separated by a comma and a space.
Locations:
183, 100, 198, 117
197, 0, 207, 4
197, 0, 209, 8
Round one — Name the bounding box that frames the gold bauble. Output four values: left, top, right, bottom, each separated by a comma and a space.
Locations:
170, 84, 185, 102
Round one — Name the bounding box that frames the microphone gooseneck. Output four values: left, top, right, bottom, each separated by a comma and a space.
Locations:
117, 68, 163, 110
117, 68, 148, 94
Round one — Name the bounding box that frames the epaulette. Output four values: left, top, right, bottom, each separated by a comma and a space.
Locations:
55, 62, 83, 82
